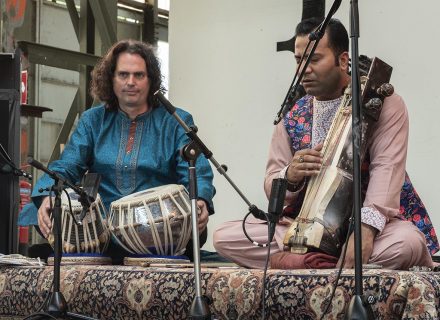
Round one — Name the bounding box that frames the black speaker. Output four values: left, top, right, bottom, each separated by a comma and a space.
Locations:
0, 49, 21, 254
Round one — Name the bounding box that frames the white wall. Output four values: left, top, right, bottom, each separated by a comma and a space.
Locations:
169, 0, 440, 252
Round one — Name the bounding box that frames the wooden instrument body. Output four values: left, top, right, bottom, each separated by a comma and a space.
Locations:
283, 56, 394, 257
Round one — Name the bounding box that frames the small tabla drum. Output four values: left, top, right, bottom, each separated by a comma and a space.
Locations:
48, 189, 110, 254
109, 184, 192, 256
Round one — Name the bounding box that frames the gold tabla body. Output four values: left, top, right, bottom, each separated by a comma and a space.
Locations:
48, 189, 110, 254
109, 184, 192, 256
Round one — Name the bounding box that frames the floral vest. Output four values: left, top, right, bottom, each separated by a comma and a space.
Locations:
283, 95, 439, 254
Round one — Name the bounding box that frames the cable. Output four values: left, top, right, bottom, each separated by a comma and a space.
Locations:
319, 214, 354, 320
241, 210, 274, 320
242, 211, 272, 248
22, 281, 55, 320
260, 223, 272, 320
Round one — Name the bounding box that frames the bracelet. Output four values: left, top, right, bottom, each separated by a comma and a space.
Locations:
286, 178, 305, 192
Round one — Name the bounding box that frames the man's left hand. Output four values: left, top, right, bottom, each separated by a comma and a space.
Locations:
338, 223, 377, 268
197, 200, 209, 233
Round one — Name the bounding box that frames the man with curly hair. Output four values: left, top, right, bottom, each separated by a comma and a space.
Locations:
30, 39, 215, 261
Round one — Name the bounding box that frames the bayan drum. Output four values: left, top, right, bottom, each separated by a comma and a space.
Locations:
47, 189, 110, 254
109, 184, 192, 256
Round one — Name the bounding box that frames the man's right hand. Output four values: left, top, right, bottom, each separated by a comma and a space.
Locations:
37, 196, 52, 238
286, 143, 323, 184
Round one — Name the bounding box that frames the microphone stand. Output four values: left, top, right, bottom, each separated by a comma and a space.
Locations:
27, 158, 97, 320
181, 141, 211, 319
154, 91, 271, 319
345, 1, 374, 319
154, 91, 266, 221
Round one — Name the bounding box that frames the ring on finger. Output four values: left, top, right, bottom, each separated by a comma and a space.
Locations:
298, 155, 304, 163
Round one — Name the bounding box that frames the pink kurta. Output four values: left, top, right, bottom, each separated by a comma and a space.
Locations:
214, 94, 433, 270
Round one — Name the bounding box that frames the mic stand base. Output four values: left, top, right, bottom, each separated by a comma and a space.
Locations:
345, 295, 374, 320
47, 292, 67, 316
190, 296, 211, 320
45, 292, 96, 319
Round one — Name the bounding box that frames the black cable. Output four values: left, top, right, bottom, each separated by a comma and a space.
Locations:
22, 280, 55, 319
242, 211, 272, 248
23, 189, 56, 320
23, 312, 58, 320
319, 213, 355, 319
261, 223, 272, 320
241, 210, 274, 320
63, 188, 82, 226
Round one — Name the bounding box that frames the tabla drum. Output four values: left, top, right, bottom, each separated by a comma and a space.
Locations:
109, 184, 192, 256
47, 189, 110, 254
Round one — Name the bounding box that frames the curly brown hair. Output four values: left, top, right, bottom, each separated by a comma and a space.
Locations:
90, 39, 165, 110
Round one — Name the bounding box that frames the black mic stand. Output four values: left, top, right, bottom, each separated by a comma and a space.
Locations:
27, 158, 97, 320
345, 1, 374, 319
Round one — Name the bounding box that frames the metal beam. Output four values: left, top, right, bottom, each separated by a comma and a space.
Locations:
118, 0, 168, 30
79, 0, 95, 113
89, 0, 117, 50
17, 41, 100, 72
49, 89, 80, 162
65, 0, 80, 40
142, 3, 155, 44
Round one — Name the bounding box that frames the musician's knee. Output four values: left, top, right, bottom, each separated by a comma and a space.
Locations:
213, 220, 241, 256
212, 223, 228, 254
371, 220, 432, 269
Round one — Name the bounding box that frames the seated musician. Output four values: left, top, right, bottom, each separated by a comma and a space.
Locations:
213, 18, 438, 270
29, 39, 215, 262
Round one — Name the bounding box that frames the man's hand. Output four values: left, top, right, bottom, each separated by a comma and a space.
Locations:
37, 196, 52, 238
286, 143, 323, 184
196, 200, 209, 233
338, 223, 377, 268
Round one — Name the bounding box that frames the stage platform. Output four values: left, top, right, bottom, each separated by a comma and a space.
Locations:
0, 264, 439, 319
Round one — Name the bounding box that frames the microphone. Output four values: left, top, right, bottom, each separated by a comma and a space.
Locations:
27, 158, 48, 172
309, 0, 343, 41
267, 178, 288, 223
78, 173, 101, 223
0, 162, 33, 180
154, 90, 176, 115
0, 143, 32, 180
267, 178, 288, 241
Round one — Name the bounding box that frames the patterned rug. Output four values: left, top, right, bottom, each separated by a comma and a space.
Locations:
0, 265, 439, 319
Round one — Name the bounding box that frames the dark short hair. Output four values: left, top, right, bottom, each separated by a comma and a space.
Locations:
295, 17, 349, 61
90, 39, 165, 110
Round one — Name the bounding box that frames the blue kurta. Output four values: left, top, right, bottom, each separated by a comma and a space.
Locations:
30, 103, 215, 217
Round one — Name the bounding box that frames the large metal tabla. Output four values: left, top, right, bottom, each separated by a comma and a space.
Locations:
48, 189, 110, 254
109, 184, 192, 256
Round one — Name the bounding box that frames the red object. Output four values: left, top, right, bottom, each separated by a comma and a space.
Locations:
270, 251, 339, 269
18, 180, 32, 247
19, 180, 31, 211
19, 226, 29, 243
21, 70, 28, 104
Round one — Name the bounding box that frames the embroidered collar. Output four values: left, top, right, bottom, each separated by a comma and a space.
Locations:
311, 96, 343, 148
